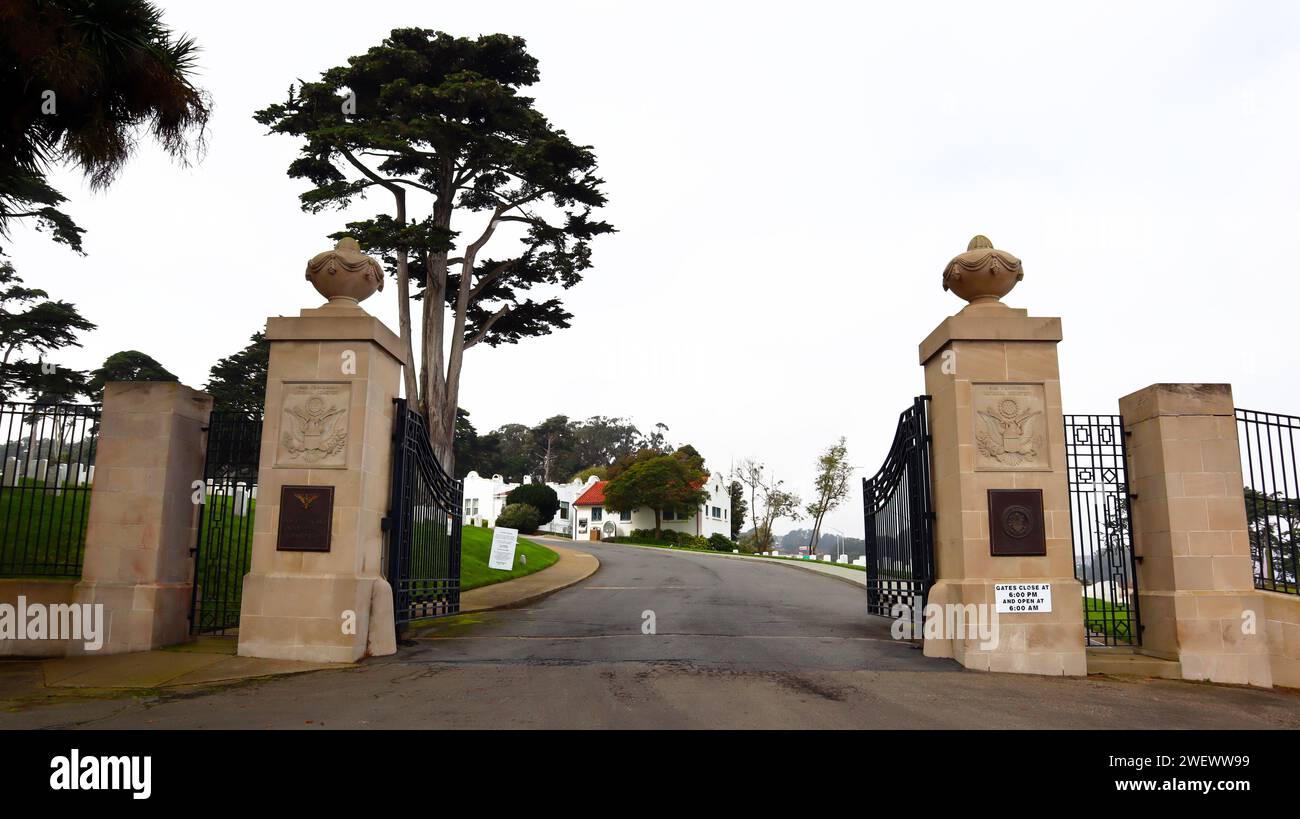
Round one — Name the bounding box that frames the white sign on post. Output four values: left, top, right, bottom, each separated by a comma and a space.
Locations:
994, 583, 1053, 613
489, 527, 520, 571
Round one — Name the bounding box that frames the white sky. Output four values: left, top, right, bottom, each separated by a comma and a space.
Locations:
8, 1, 1300, 539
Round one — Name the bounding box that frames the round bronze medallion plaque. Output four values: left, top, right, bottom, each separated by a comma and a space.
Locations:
1002, 505, 1032, 539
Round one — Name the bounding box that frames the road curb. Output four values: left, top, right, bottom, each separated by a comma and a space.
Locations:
546, 536, 867, 591
459, 543, 600, 613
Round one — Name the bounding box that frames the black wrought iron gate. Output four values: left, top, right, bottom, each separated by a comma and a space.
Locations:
1064, 415, 1141, 646
189, 411, 263, 634
863, 396, 935, 619
385, 399, 462, 631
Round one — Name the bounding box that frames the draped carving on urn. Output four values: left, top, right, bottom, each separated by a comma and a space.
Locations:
305, 237, 384, 305
942, 235, 1023, 307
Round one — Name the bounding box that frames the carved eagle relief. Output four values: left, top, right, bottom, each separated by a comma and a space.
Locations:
975, 398, 1044, 466
281, 396, 348, 463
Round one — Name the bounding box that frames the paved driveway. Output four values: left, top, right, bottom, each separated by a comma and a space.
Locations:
2, 538, 1297, 729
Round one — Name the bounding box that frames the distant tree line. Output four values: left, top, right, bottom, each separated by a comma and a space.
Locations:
454, 412, 670, 483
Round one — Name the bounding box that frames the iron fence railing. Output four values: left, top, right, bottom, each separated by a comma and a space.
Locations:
386, 399, 462, 630
1237, 408, 1300, 595
1064, 414, 1141, 646
189, 411, 263, 634
862, 396, 934, 619
0, 401, 100, 577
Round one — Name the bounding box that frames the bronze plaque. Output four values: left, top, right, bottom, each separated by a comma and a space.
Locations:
988, 488, 1046, 556
276, 485, 334, 552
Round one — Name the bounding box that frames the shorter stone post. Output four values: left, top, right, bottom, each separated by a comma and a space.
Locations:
1119, 383, 1272, 687
72, 382, 212, 654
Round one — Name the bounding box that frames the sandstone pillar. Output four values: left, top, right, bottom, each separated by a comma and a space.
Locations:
72, 381, 212, 654
237, 239, 401, 663
919, 236, 1086, 675
1119, 383, 1272, 687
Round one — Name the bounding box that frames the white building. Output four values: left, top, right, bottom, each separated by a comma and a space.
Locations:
461, 471, 598, 536
572, 471, 732, 541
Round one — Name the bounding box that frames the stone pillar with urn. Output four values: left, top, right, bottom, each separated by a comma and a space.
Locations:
237, 239, 401, 663
919, 236, 1087, 675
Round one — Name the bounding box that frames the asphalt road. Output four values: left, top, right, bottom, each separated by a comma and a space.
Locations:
4, 538, 1298, 729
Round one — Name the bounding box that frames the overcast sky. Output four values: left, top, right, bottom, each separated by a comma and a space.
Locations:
8, 1, 1300, 539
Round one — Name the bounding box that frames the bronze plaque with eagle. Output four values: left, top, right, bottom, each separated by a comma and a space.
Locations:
987, 488, 1046, 556
276, 485, 334, 552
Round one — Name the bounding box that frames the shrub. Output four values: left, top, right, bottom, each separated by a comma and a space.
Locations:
506, 483, 559, 525
684, 535, 709, 549
496, 503, 540, 534
708, 533, 734, 552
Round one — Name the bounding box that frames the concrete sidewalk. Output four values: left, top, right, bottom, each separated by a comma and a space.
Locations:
0, 542, 600, 705
0, 636, 339, 712
760, 557, 866, 588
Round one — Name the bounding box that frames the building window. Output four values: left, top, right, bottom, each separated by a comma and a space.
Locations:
559, 503, 569, 520
592, 508, 603, 522
464, 498, 480, 517
664, 509, 675, 521
619, 510, 631, 522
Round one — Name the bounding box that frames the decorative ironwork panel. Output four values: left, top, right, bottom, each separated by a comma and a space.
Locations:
0, 402, 100, 578
1236, 408, 1300, 595
386, 399, 462, 629
862, 396, 935, 621
1064, 415, 1141, 646
189, 411, 263, 634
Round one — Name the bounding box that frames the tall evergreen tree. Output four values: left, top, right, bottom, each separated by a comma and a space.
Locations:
204, 331, 269, 418
87, 350, 177, 400
0, 261, 94, 401
254, 29, 613, 467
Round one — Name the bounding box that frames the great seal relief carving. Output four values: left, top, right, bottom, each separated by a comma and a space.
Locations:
972, 383, 1049, 471
274, 382, 351, 468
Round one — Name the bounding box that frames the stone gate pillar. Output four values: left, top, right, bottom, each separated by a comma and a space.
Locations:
1119, 383, 1272, 687
73, 381, 212, 654
918, 236, 1086, 675
237, 239, 401, 663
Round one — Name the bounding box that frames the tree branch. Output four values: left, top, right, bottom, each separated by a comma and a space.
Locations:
464, 304, 511, 350
468, 258, 519, 303
339, 148, 399, 195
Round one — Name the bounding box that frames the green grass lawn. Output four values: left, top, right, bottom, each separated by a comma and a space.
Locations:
0, 479, 94, 577
191, 494, 257, 630
460, 525, 558, 591
1083, 595, 1136, 642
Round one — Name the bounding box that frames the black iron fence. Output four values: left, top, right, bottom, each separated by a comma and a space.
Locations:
862, 396, 935, 619
386, 399, 462, 630
0, 402, 100, 577
1236, 408, 1300, 595
189, 411, 263, 634
1064, 415, 1141, 646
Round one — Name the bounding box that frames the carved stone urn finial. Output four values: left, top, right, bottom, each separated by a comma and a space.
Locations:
942, 235, 1023, 309
305, 237, 384, 306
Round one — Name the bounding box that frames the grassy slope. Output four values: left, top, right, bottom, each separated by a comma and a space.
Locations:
0, 479, 94, 576
460, 525, 559, 591
605, 535, 870, 571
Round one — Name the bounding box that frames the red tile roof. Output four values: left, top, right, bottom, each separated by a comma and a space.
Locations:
574, 477, 708, 507
574, 480, 608, 507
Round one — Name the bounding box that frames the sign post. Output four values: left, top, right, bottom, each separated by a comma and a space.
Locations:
489, 527, 520, 571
